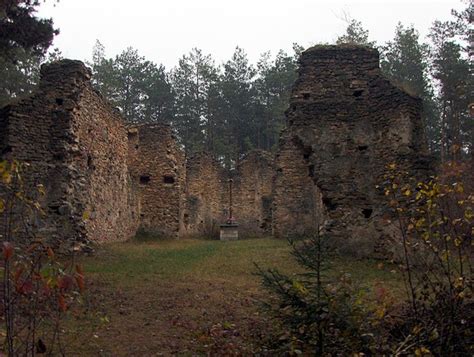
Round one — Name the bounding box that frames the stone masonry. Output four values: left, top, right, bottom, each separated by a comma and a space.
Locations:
183, 152, 227, 237
182, 150, 276, 238
273, 45, 431, 252
0, 60, 275, 245
232, 150, 275, 236
1, 49, 433, 248
129, 123, 186, 238
0, 60, 139, 248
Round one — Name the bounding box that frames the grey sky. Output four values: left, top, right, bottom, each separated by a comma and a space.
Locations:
38, 0, 463, 69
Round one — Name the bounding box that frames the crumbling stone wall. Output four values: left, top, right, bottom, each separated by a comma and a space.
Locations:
182, 150, 275, 237
183, 152, 227, 237
233, 150, 275, 236
272, 132, 324, 237
5, 49, 434, 247
0, 60, 139, 248
130, 123, 186, 238
273, 45, 431, 251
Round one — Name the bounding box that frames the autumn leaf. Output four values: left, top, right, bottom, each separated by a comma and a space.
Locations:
58, 275, 74, 291
17, 280, 34, 295
37, 183, 46, 196
58, 294, 67, 312
75, 264, 84, 276
2, 171, 12, 184
2, 241, 14, 261
82, 210, 90, 221
75, 273, 85, 292
292, 280, 308, 295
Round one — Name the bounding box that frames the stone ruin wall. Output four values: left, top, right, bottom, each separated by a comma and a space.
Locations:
182, 150, 276, 238
272, 131, 324, 238
233, 150, 275, 236
183, 152, 227, 237
0, 60, 139, 248
1, 49, 434, 248
129, 124, 186, 238
273, 45, 432, 254
71, 66, 140, 244
0, 59, 275, 244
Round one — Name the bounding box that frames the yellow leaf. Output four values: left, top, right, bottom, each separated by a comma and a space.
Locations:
0, 199, 4, 213
403, 189, 411, 196
82, 211, 90, 221
292, 280, 308, 295
375, 306, 386, 319
415, 347, 431, 356
2, 171, 12, 184
415, 218, 426, 229
464, 208, 474, 221
37, 184, 46, 196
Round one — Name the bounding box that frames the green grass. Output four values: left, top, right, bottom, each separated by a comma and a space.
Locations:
82, 238, 298, 286
64, 237, 406, 355
82, 237, 403, 293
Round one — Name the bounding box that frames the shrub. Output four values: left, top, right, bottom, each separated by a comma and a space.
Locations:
257, 160, 473, 355
256, 232, 372, 355
381, 161, 473, 355
0, 159, 85, 355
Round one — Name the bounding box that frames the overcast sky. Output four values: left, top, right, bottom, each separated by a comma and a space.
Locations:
38, 0, 464, 69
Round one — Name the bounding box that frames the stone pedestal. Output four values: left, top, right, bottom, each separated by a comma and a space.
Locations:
219, 224, 239, 241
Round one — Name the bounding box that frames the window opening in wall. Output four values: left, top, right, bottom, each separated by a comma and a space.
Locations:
140, 175, 151, 184
322, 196, 337, 211
362, 208, 373, 219
303, 92, 310, 100
353, 89, 364, 97
127, 131, 138, 139
55, 98, 64, 105
163, 175, 175, 184
87, 155, 95, 170
358, 145, 368, 151
1, 145, 12, 155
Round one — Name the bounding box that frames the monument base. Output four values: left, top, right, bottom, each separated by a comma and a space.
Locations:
219, 224, 239, 241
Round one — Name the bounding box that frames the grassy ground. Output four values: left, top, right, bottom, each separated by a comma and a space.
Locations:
62, 237, 404, 355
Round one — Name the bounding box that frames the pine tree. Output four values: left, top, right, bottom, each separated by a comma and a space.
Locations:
171, 48, 219, 153
380, 24, 439, 154
336, 18, 375, 47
